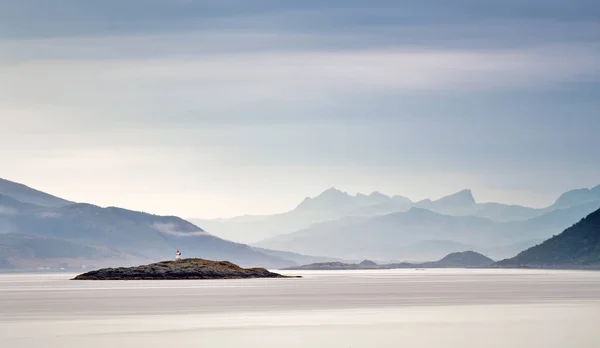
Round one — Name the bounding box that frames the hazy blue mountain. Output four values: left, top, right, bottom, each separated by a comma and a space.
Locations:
286, 251, 494, 270
411, 186, 600, 221
0, 233, 123, 262
415, 189, 477, 215
469, 202, 541, 222
294, 187, 354, 213
191, 188, 405, 243
0, 192, 41, 215
501, 200, 600, 241
420, 251, 495, 268
190, 189, 476, 243
496, 207, 600, 268
550, 188, 600, 210
0, 180, 296, 270
480, 239, 546, 260
294, 187, 413, 217
293, 187, 397, 219
0, 178, 72, 208
254, 201, 600, 262
193, 185, 600, 244
255, 208, 502, 261
4, 177, 598, 269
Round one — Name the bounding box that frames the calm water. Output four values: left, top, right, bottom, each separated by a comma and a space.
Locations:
1, 269, 600, 348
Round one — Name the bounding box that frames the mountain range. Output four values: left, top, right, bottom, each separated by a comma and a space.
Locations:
191, 186, 600, 244
284, 251, 495, 270
253, 200, 600, 261
2, 177, 599, 270
189, 185, 600, 261
0, 178, 313, 270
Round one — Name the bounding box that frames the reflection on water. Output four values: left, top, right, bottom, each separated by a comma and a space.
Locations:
1, 269, 600, 348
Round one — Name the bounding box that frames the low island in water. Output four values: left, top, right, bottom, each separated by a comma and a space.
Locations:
73, 258, 299, 280
283, 251, 495, 270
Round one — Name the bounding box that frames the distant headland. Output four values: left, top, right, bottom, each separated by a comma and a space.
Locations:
283, 251, 495, 270
72, 258, 300, 280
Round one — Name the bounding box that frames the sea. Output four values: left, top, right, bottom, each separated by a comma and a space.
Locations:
1, 269, 600, 348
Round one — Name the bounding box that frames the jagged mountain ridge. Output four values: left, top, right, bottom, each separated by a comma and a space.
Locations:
192, 185, 600, 243
254, 201, 600, 261
4, 177, 599, 269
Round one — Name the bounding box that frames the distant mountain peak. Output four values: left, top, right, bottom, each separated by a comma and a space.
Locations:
552, 188, 599, 209
435, 251, 494, 267
435, 189, 476, 206
320, 187, 348, 197
358, 259, 378, 267
295, 187, 351, 211
312, 187, 351, 202
405, 207, 441, 217
369, 191, 389, 199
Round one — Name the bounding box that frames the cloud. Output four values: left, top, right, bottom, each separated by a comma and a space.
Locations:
151, 222, 209, 237
1, 0, 599, 218
2, 45, 599, 117
3, 1, 600, 40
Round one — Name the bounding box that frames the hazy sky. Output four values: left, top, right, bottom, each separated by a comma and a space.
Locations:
1, 1, 600, 218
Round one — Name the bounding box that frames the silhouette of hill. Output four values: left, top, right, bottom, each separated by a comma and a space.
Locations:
285, 251, 493, 270
0, 178, 72, 208
425, 251, 494, 267
496, 208, 600, 268
0, 179, 295, 270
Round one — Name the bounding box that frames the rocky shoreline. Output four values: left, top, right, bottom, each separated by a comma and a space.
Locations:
73, 258, 300, 280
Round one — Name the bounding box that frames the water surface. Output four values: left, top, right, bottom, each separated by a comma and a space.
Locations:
1, 269, 599, 347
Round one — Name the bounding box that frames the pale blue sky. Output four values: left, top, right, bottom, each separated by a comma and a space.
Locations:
1, 1, 599, 218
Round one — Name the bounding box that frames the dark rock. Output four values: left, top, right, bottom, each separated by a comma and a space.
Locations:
425, 250, 494, 267
73, 258, 300, 280
358, 259, 378, 267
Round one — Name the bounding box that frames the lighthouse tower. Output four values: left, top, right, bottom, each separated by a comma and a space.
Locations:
175, 249, 182, 261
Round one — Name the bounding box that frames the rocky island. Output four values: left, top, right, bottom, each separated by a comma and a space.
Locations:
284, 251, 495, 270
73, 258, 299, 280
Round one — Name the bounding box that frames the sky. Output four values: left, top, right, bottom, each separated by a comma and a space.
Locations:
1, 0, 600, 218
